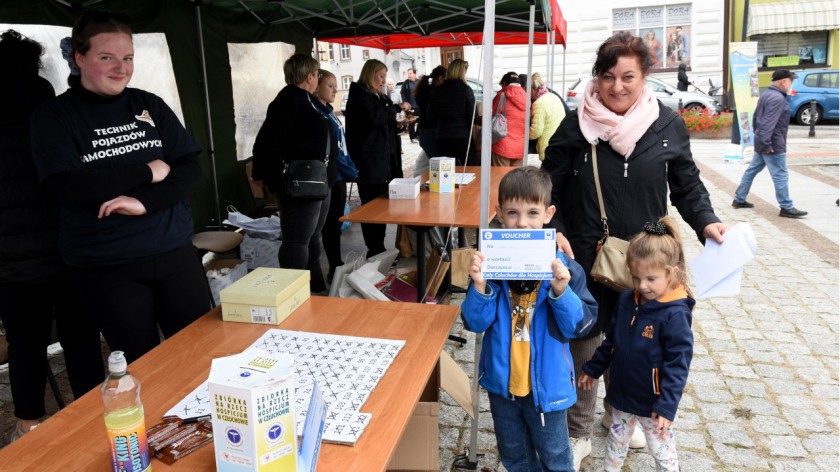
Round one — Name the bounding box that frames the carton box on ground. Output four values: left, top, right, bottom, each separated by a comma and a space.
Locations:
429, 157, 455, 193
220, 268, 310, 325
241, 234, 281, 270
209, 349, 296, 471
389, 177, 421, 199
387, 351, 473, 472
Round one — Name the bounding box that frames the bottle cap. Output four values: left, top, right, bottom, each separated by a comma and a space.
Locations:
108, 351, 128, 373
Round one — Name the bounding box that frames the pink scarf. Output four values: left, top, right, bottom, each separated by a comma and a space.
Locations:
578, 79, 659, 159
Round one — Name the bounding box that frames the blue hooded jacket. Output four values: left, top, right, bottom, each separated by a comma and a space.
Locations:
582, 286, 694, 421
461, 253, 597, 415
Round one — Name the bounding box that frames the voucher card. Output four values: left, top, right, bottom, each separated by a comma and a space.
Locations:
480, 229, 556, 280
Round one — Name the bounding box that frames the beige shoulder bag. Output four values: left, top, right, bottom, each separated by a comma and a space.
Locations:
589, 143, 633, 291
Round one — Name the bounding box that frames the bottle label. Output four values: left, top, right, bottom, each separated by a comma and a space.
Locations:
107, 418, 151, 472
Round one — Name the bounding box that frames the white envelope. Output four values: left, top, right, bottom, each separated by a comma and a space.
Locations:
689, 223, 757, 299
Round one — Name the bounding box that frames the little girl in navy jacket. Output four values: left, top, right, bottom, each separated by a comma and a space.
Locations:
579, 216, 694, 472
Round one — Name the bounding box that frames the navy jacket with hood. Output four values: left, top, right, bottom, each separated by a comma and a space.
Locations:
582, 286, 694, 422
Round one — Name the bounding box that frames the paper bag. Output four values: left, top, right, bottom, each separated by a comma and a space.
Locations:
424, 245, 450, 299
450, 247, 476, 289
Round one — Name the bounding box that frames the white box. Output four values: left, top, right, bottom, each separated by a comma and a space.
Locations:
429, 157, 455, 193
389, 177, 421, 199
209, 350, 297, 472
240, 234, 281, 270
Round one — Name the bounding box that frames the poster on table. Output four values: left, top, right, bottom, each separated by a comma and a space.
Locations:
728, 42, 760, 162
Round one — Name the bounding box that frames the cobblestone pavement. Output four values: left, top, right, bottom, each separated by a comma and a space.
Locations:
1, 126, 836, 470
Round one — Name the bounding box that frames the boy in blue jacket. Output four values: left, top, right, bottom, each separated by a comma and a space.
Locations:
462, 166, 597, 472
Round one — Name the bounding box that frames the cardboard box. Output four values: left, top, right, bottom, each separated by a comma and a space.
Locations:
389, 177, 421, 199
205, 259, 248, 306
220, 268, 310, 325
387, 351, 473, 472
209, 350, 297, 472
240, 234, 281, 270
429, 157, 455, 193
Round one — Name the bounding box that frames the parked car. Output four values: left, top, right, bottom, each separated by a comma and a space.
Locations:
340, 92, 348, 112
787, 69, 839, 125
566, 76, 723, 114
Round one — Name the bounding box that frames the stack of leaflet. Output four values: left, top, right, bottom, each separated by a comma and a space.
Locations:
454, 173, 476, 185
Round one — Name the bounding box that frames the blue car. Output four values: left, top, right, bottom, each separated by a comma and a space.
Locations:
787, 69, 839, 125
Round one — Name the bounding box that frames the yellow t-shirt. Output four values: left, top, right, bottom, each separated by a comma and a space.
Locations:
509, 285, 540, 397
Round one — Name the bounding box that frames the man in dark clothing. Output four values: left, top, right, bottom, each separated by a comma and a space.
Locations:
732, 69, 808, 218
400, 68, 419, 142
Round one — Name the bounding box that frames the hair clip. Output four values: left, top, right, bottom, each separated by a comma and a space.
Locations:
643, 221, 667, 235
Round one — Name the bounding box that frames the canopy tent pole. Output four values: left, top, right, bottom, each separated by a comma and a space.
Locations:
194, 1, 223, 228
562, 44, 566, 95
549, 30, 555, 89
464, 0, 495, 467
522, 2, 535, 164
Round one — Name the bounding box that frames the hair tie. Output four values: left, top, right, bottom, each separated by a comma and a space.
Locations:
60, 37, 80, 76
643, 221, 667, 235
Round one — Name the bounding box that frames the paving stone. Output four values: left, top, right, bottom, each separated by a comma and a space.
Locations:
678, 394, 694, 410
777, 395, 815, 410
697, 402, 732, 421
815, 454, 840, 472
781, 407, 833, 433
707, 423, 753, 447
796, 367, 833, 382
753, 364, 795, 379
797, 323, 830, 334
439, 403, 469, 428
750, 415, 794, 435
745, 349, 780, 363
440, 426, 460, 449
687, 371, 726, 388
739, 397, 780, 416
738, 339, 781, 352
811, 343, 840, 357
773, 342, 816, 355
590, 435, 607, 458
476, 429, 497, 451
802, 434, 839, 453
706, 339, 739, 351
725, 379, 767, 397
732, 329, 764, 341
766, 435, 808, 457
703, 330, 733, 341
714, 352, 747, 365
673, 411, 701, 430
771, 461, 822, 472
784, 354, 823, 367
818, 399, 840, 420
767, 381, 809, 395
757, 321, 794, 332
690, 356, 715, 370
711, 443, 769, 468
725, 317, 755, 329
692, 344, 708, 356
692, 386, 733, 403
675, 450, 719, 471
721, 364, 759, 379
676, 431, 706, 450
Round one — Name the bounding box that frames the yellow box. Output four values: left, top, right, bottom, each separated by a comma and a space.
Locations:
220, 268, 310, 325
429, 157, 455, 193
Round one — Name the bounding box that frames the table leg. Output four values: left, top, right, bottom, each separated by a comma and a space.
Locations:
412, 226, 428, 303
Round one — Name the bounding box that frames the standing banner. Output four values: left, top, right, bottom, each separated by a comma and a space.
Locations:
728, 42, 760, 161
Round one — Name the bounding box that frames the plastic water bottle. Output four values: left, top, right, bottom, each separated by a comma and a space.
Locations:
102, 351, 151, 472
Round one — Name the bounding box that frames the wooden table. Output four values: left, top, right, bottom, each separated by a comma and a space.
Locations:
341, 166, 514, 301
0, 297, 460, 472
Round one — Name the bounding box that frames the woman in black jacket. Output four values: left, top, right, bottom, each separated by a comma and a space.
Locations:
253, 54, 338, 292
344, 59, 406, 256
677, 63, 690, 91
427, 59, 477, 166
542, 32, 727, 468
1, 29, 103, 441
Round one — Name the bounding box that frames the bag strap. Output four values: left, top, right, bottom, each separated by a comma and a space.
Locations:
494, 93, 506, 116
591, 143, 610, 238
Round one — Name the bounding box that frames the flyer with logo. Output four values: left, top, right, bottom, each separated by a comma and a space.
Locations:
480, 229, 556, 280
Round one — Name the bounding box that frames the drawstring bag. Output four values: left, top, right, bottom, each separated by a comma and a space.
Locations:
491, 93, 507, 143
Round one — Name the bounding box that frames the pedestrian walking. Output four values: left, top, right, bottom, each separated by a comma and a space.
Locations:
732, 69, 808, 218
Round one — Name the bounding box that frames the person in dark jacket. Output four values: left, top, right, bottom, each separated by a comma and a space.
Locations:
31, 13, 211, 365
0, 29, 103, 442
400, 67, 419, 142
427, 59, 477, 166
580, 216, 693, 471
676, 63, 690, 92
732, 69, 807, 218
253, 54, 338, 292
413, 65, 446, 160
344, 59, 407, 256
541, 32, 726, 469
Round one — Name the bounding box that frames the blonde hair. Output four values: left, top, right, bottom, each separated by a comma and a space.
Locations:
531, 72, 546, 89
358, 59, 387, 93
284, 54, 319, 86
446, 59, 468, 82
626, 216, 692, 298
318, 69, 335, 83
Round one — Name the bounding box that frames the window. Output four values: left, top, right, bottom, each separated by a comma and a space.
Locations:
317, 43, 329, 62
612, 4, 691, 70
340, 44, 351, 61
804, 72, 838, 89
329, 44, 334, 62
754, 31, 829, 69
362, 49, 370, 60
342, 76, 353, 90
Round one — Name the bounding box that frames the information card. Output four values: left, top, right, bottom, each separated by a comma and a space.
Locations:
480, 229, 556, 280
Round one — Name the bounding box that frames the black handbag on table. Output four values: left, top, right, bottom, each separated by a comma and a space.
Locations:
281, 132, 330, 200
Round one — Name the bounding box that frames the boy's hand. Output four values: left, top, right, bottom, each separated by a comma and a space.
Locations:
651, 412, 672, 439
549, 258, 570, 296
469, 251, 487, 294
578, 373, 596, 390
